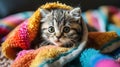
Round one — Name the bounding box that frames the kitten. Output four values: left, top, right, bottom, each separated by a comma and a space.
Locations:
32, 7, 85, 49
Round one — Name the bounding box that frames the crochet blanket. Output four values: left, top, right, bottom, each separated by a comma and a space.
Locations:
0, 2, 120, 67
0, 11, 33, 67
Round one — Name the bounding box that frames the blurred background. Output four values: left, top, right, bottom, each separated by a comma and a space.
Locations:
0, 0, 120, 43
0, 0, 120, 18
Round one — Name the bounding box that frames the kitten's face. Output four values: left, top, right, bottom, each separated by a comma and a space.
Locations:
40, 8, 82, 47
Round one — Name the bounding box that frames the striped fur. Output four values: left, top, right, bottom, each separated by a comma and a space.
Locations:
34, 8, 84, 48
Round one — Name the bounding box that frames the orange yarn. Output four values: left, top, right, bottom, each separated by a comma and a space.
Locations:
86, 32, 118, 49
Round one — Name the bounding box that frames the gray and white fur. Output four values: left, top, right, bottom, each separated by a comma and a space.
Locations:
33, 7, 86, 48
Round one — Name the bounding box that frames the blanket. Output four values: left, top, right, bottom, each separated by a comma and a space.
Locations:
0, 2, 120, 67
82, 6, 120, 35
0, 11, 33, 67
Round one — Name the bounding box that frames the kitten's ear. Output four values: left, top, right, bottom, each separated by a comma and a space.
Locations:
40, 9, 50, 18
70, 7, 81, 20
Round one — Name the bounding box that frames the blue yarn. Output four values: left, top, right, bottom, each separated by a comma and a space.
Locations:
80, 48, 99, 67
80, 48, 113, 67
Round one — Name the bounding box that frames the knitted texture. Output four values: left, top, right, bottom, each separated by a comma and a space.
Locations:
31, 46, 69, 67
1, 2, 120, 67
40, 2, 72, 10
1, 2, 88, 67
80, 48, 120, 67
0, 47, 13, 67
2, 9, 41, 59
10, 45, 70, 67
86, 32, 118, 49
1, 2, 73, 59
11, 50, 37, 67
0, 12, 33, 43
9, 32, 119, 67
0, 12, 33, 67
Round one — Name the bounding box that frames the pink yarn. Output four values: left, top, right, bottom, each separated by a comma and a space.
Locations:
15, 50, 34, 61
19, 20, 31, 48
96, 59, 120, 67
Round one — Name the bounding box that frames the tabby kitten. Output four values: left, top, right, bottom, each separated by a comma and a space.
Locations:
33, 7, 84, 48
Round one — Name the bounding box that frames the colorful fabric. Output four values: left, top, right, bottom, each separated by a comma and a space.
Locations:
0, 2, 120, 67
11, 45, 70, 67
1, 2, 88, 67
82, 8, 107, 32
10, 32, 119, 67
86, 32, 118, 49
2, 8, 41, 59
80, 48, 120, 67
82, 6, 120, 36
0, 11, 33, 43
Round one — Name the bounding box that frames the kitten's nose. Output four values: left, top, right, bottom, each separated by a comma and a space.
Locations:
56, 36, 61, 39
56, 33, 61, 39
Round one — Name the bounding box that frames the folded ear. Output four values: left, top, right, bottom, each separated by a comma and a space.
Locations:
70, 7, 81, 20
40, 8, 50, 18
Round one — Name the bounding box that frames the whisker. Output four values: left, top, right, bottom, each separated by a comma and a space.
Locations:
38, 41, 51, 47
63, 41, 75, 48
71, 39, 76, 43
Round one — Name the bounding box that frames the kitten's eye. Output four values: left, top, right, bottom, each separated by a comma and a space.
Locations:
63, 26, 70, 33
48, 26, 55, 33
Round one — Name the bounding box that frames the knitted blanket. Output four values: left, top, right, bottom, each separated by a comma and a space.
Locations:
1, 2, 88, 67
0, 2, 120, 67
0, 11, 33, 67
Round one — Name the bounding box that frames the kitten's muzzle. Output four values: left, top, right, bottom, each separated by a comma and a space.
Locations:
55, 33, 62, 39
56, 36, 61, 39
